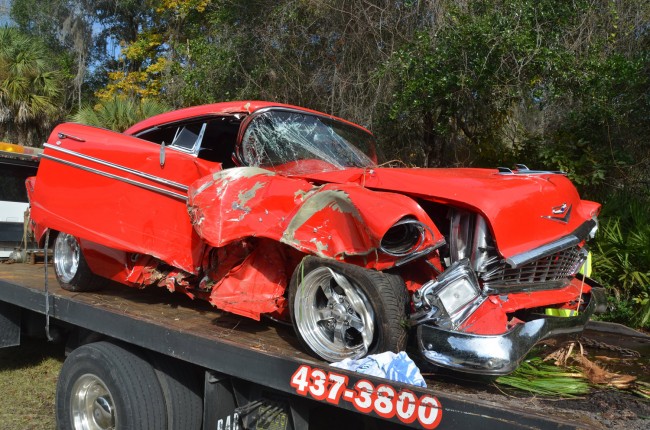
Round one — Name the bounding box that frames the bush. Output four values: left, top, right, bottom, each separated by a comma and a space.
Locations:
592, 195, 650, 329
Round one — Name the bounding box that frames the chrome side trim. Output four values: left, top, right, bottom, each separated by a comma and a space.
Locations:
44, 144, 188, 191
42, 154, 188, 202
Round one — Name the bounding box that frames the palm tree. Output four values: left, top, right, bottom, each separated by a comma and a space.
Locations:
71, 97, 170, 131
0, 27, 63, 145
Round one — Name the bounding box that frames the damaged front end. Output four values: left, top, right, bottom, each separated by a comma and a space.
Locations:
408, 210, 604, 375
414, 289, 600, 375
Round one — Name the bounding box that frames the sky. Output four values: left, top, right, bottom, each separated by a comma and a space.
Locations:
0, 0, 12, 26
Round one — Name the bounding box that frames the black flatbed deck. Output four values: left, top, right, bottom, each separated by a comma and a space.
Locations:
1, 263, 647, 429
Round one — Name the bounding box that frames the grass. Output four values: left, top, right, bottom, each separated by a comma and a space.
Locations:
0, 338, 64, 430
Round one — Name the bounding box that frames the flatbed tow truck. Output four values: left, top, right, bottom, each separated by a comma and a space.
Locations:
0, 262, 648, 429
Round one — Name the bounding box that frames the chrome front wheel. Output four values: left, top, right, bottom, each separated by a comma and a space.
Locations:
294, 266, 375, 361
289, 257, 408, 362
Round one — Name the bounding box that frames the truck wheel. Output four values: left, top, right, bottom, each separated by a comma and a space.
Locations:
151, 354, 203, 430
53, 232, 104, 291
56, 341, 167, 430
289, 256, 408, 362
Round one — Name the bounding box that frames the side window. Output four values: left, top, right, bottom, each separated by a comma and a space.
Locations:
135, 127, 177, 145
135, 116, 241, 167
135, 121, 206, 152
197, 118, 241, 168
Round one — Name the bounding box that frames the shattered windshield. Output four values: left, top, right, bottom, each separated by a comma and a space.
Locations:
240, 110, 377, 173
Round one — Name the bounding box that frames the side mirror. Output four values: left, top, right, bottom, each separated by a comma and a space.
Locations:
160, 141, 166, 167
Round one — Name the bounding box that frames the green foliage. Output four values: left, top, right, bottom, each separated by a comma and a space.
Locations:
71, 97, 170, 131
537, 138, 608, 187
167, 35, 243, 106
540, 51, 650, 199
0, 340, 64, 430
593, 197, 650, 328
384, 0, 583, 166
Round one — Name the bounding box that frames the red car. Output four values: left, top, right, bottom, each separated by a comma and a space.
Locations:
27, 101, 604, 374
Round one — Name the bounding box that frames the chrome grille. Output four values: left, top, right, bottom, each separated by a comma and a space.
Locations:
480, 246, 587, 291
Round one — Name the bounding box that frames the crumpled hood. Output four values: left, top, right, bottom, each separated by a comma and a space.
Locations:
292, 167, 601, 259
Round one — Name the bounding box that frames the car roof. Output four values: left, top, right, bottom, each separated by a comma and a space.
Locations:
124, 100, 371, 136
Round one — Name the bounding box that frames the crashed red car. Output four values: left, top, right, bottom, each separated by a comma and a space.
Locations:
27, 101, 604, 375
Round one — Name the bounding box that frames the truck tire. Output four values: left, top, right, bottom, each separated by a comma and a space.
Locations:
56, 341, 167, 430
150, 354, 203, 430
53, 232, 105, 292
289, 256, 408, 362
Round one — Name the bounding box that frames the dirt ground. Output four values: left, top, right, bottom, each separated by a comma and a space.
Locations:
562, 390, 650, 429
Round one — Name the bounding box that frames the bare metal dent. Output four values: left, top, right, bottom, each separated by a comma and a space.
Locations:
280, 188, 368, 258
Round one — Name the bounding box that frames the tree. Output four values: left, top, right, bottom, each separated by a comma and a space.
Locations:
0, 28, 64, 145
383, 1, 584, 167
10, 0, 93, 110
11, 0, 157, 109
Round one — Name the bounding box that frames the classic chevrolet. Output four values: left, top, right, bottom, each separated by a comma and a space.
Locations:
27, 101, 604, 374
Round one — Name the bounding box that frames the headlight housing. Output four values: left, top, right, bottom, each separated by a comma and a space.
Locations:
380, 218, 440, 267
380, 218, 433, 257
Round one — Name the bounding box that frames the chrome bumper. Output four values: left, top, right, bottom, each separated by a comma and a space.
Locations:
415, 289, 605, 375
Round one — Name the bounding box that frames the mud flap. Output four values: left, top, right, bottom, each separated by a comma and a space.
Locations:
0, 302, 20, 348
203, 371, 238, 429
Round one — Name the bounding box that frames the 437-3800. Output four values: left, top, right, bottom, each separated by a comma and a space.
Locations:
290, 365, 443, 429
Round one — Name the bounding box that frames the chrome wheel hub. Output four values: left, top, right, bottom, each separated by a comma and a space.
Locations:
71, 374, 116, 430
294, 267, 374, 362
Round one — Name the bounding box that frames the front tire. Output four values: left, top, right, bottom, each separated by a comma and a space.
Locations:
53, 232, 104, 291
56, 341, 167, 430
289, 257, 407, 362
